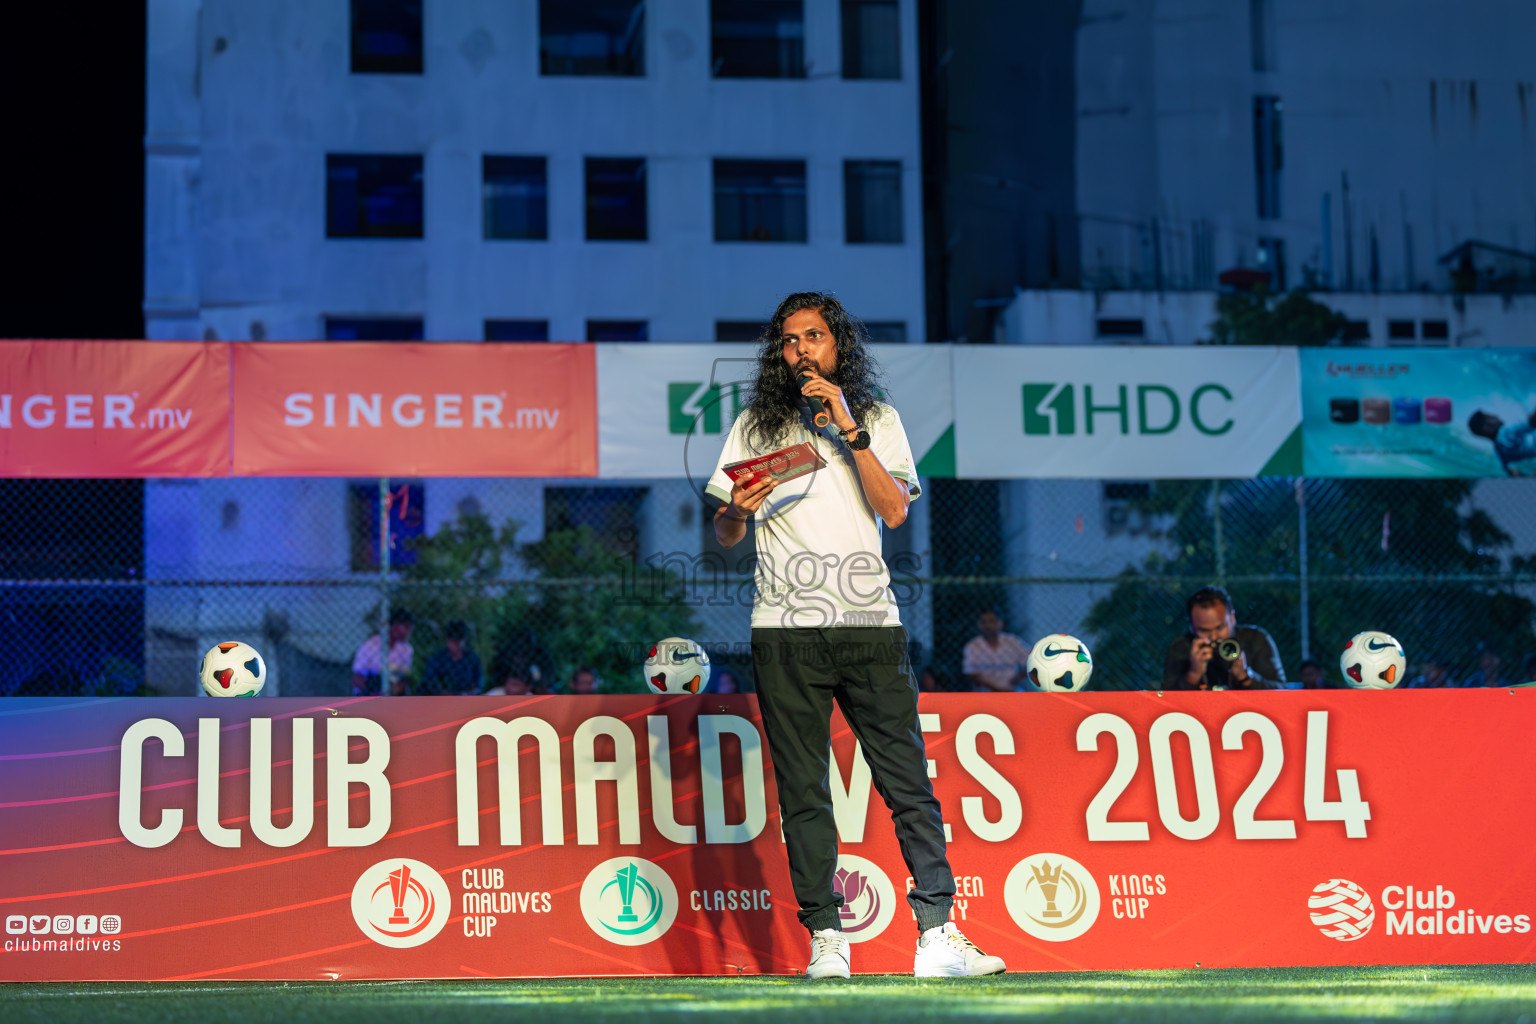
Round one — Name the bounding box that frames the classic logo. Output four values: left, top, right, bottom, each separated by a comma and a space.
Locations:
1309, 879, 1375, 941
668, 382, 742, 436
832, 855, 897, 943
1004, 853, 1101, 942
580, 857, 678, 946
351, 859, 452, 949
1022, 383, 1234, 437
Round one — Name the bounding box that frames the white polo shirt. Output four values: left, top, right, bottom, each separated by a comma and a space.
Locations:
706, 403, 920, 630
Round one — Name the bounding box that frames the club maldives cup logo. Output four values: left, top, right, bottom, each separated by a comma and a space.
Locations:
351, 859, 452, 948
1004, 853, 1101, 942
1309, 879, 1375, 941
832, 854, 897, 942
580, 857, 678, 946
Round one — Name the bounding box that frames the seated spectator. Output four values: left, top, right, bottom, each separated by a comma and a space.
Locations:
1298, 659, 1345, 690
710, 669, 740, 695
351, 608, 413, 696
1460, 642, 1509, 688
1406, 653, 1455, 689
570, 667, 601, 694
1162, 585, 1285, 691
490, 625, 553, 696
483, 672, 534, 697
419, 620, 483, 695
961, 609, 1031, 692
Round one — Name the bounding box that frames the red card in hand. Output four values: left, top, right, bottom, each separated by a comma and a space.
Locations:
723, 442, 827, 485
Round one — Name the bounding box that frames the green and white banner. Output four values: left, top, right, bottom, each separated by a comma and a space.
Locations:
952, 346, 1302, 479
596, 344, 956, 480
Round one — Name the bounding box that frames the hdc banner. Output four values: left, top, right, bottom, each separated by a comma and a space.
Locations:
2, 692, 1532, 980
231, 343, 597, 477
596, 344, 955, 481
953, 346, 1302, 479
0, 341, 230, 478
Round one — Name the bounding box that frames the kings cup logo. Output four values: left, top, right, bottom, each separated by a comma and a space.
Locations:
832, 854, 897, 942
580, 857, 678, 946
351, 859, 452, 948
1004, 853, 1101, 942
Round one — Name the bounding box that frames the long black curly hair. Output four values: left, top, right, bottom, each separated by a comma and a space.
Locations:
741, 292, 886, 453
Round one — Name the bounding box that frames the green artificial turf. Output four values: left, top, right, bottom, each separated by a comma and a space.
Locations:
3, 965, 1534, 1023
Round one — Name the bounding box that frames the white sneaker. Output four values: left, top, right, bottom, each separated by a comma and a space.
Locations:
913, 922, 1006, 978
805, 928, 851, 979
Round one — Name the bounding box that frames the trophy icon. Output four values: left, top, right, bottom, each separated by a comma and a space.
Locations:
1031, 859, 1064, 919
387, 864, 414, 925
614, 863, 641, 923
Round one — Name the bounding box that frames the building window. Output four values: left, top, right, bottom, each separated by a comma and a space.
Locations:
485, 319, 550, 341
588, 320, 648, 341
1249, 0, 1275, 73
716, 320, 764, 342
545, 486, 647, 557
351, 0, 423, 74
844, 160, 903, 244
1387, 319, 1416, 340
864, 321, 906, 343
1342, 320, 1370, 342
540, 0, 645, 76
324, 317, 424, 341
1257, 237, 1286, 291
842, 0, 899, 79
1253, 96, 1282, 220
326, 154, 424, 238
349, 480, 425, 570
483, 156, 547, 240
714, 159, 807, 243
1421, 319, 1449, 340
711, 0, 804, 78
1095, 318, 1144, 338
586, 158, 647, 241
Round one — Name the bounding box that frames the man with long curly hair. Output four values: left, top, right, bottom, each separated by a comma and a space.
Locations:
706, 292, 1005, 981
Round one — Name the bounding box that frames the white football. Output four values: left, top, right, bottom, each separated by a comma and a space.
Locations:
1027, 633, 1093, 692
1339, 631, 1405, 689
643, 637, 711, 694
199, 641, 267, 697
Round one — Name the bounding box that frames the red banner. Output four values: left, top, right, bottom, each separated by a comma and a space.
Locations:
0, 341, 230, 477
230, 343, 597, 477
1, 691, 1533, 981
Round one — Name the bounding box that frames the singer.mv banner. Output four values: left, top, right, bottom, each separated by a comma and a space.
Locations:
1, 691, 1532, 980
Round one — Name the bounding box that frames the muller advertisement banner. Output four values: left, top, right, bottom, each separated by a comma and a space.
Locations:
952, 346, 1303, 479
1300, 349, 1536, 478
2, 691, 1532, 981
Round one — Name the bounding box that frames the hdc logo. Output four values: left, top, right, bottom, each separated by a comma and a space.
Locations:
1022, 383, 1235, 437
668, 382, 742, 435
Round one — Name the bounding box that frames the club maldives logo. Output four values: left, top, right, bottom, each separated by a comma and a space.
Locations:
580, 857, 678, 946
832, 855, 897, 943
351, 859, 452, 949
1004, 853, 1101, 942
1308, 879, 1375, 941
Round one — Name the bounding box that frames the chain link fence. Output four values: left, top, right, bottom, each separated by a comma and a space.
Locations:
2, 475, 1534, 697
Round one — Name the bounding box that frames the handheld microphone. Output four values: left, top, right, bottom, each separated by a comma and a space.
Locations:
798, 371, 832, 429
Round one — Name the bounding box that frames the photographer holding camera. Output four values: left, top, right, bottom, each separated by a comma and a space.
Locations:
1162, 585, 1285, 691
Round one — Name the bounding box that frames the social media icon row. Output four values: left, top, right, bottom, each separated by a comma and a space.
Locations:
1330, 397, 1453, 425
5, 914, 120, 936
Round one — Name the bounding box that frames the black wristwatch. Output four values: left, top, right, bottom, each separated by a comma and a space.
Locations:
845, 428, 870, 451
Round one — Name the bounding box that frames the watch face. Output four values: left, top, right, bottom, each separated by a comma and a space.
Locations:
849, 430, 871, 450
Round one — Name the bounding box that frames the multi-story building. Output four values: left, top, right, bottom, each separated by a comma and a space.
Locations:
142, 0, 927, 692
